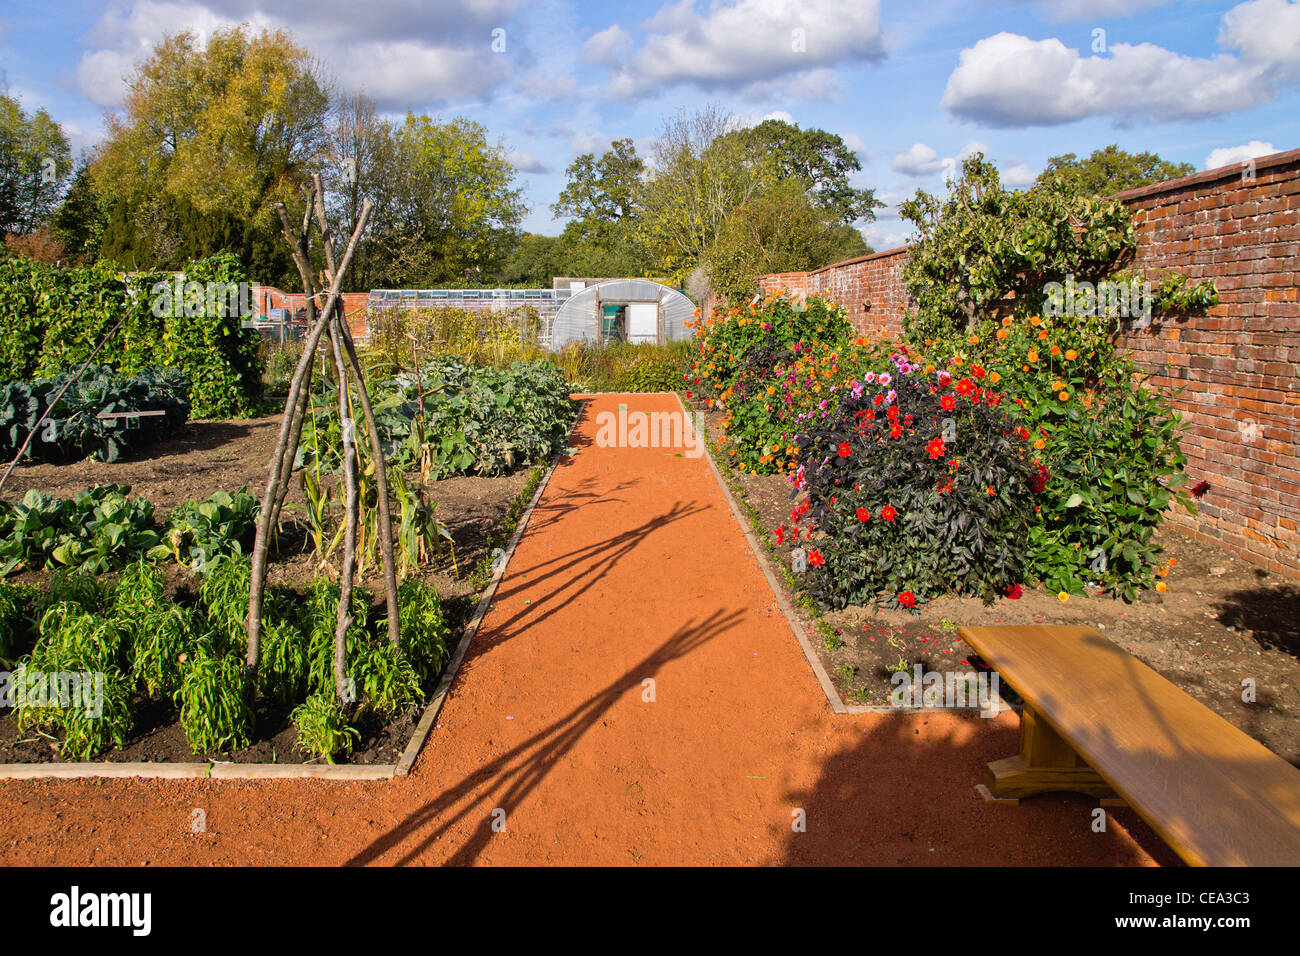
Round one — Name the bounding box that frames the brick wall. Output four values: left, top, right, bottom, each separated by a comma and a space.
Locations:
251, 286, 371, 339
758, 148, 1300, 577
1112, 149, 1300, 576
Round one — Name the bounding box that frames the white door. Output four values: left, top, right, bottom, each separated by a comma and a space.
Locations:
626, 302, 658, 344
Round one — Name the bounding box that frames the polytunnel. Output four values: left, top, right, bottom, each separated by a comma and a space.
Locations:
548, 279, 696, 350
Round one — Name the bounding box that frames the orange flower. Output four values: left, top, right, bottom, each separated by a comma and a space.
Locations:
968, 335, 980, 346
1050, 344, 1061, 356
1065, 349, 1077, 360
1034, 438, 1046, 450
1038, 329, 1048, 340
989, 371, 1001, 384
1058, 391, 1069, 401
1156, 581, 1167, 592
1002, 316, 1013, 327
996, 329, 1008, 340
1030, 315, 1042, 327
1168, 557, 1177, 566
1027, 349, 1039, 363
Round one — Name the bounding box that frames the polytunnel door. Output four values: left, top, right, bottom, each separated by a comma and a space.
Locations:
626, 302, 658, 344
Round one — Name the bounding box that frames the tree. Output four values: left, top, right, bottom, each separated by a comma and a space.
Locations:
552, 138, 644, 223
900, 153, 1135, 341
496, 233, 565, 286
368, 114, 526, 287
704, 179, 871, 302
1037, 145, 1196, 196
0, 93, 73, 238
50, 160, 108, 262
723, 119, 882, 224
92, 26, 329, 280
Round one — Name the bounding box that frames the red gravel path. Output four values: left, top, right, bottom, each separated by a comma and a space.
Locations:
0, 394, 1172, 866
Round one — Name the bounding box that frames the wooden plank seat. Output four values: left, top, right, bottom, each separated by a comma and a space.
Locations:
957, 624, 1300, 867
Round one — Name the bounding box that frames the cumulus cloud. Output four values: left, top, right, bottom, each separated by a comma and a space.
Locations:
892, 142, 943, 175
1204, 140, 1277, 170
942, 31, 1277, 126
1220, 0, 1300, 81
70, 0, 524, 111
584, 24, 631, 65
507, 149, 551, 173
1001, 161, 1037, 186
603, 0, 886, 98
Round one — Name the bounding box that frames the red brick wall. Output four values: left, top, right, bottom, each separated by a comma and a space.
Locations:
251, 286, 371, 339
758, 148, 1300, 577
1112, 149, 1300, 576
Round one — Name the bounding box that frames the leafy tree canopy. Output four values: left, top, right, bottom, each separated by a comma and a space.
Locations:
1037, 145, 1196, 196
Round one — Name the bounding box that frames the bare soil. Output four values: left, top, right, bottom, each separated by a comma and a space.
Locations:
702, 409, 1300, 766
0, 412, 536, 765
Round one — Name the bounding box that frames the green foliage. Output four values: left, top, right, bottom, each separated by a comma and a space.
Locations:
198, 553, 251, 650
129, 604, 200, 700
152, 488, 259, 573
384, 577, 450, 684
1153, 272, 1220, 315
305, 579, 371, 699
0, 253, 263, 417
350, 641, 423, 720
258, 608, 310, 706
0, 93, 73, 239
1025, 363, 1195, 598
900, 154, 1136, 343
1037, 145, 1196, 196
0, 485, 161, 576
174, 641, 254, 754
300, 358, 577, 479
0, 364, 190, 463
791, 363, 1035, 610
17, 603, 134, 758
0, 583, 22, 664
291, 693, 359, 764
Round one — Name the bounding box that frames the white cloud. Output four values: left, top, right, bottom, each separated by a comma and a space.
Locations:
893, 140, 994, 178
841, 132, 870, 160
1204, 140, 1277, 170
583, 24, 631, 65
507, 149, 551, 173
892, 142, 943, 175
604, 0, 886, 98
1220, 0, 1300, 81
1001, 161, 1037, 186
70, 0, 524, 111
571, 131, 613, 156
942, 31, 1276, 126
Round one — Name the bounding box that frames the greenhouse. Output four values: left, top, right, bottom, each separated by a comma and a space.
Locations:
548, 279, 696, 350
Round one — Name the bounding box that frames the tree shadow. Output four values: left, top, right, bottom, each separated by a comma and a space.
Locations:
778, 710, 1181, 866
345, 608, 746, 866
1214, 583, 1300, 660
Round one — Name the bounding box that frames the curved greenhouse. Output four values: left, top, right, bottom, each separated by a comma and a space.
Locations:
548, 279, 695, 350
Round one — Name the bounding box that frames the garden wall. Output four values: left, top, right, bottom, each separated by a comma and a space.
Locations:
760, 147, 1300, 578
252, 286, 372, 339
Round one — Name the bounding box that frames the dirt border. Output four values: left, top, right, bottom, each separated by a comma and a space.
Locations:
675, 392, 1014, 718
0, 410, 580, 782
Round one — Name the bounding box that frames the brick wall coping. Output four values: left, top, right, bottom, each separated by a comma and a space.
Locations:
806, 243, 911, 279
1112, 147, 1300, 204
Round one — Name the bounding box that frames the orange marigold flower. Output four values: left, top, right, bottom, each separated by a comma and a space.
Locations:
1002, 316, 1014, 327
1058, 391, 1069, 401
1034, 438, 1046, 450
996, 329, 1008, 340
1027, 350, 1038, 363
989, 371, 1001, 384
1050, 344, 1061, 356
1030, 315, 1042, 326
1065, 348, 1077, 360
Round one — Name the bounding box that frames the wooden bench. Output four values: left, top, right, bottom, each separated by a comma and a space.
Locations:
958, 624, 1300, 867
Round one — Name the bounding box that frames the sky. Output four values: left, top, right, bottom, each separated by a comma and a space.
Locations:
1, 0, 1298, 250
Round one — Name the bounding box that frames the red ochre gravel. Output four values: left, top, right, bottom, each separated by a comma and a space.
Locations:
0, 393, 1173, 866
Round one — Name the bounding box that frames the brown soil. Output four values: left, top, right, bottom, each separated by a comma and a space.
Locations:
703, 410, 1300, 766
0, 411, 537, 766
0, 394, 1174, 865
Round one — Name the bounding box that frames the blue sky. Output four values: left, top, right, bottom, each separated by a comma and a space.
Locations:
2, 0, 1297, 248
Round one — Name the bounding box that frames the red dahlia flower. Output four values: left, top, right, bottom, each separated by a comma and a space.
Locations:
880, 505, 897, 522
1005, 583, 1023, 599
838, 442, 851, 458
1028, 462, 1049, 493
898, 591, 917, 609
809, 550, 825, 567
855, 507, 871, 522
940, 394, 957, 412
1191, 480, 1210, 498
926, 437, 946, 459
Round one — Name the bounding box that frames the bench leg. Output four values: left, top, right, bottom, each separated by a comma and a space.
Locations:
986, 705, 1118, 800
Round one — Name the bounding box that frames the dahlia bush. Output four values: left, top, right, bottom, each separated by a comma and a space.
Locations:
779, 355, 1040, 611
